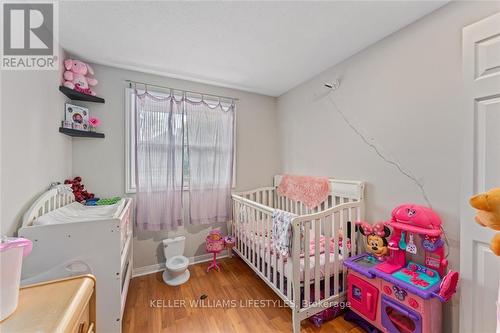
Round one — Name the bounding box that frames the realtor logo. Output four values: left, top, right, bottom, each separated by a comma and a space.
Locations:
1, 2, 59, 70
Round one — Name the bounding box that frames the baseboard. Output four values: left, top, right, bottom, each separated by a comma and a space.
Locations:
132, 263, 164, 278
188, 252, 228, 265
132, 252, 229, 278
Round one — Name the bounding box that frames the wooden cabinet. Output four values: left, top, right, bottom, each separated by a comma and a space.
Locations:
0, 275, 96, 333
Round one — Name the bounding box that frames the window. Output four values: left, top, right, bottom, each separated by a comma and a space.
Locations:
125, 87, 235, 193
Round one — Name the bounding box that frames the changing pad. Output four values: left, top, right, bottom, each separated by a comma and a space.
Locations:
35, 199, 126, 225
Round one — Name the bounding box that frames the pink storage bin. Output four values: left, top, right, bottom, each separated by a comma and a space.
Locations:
0, 236, 32, 321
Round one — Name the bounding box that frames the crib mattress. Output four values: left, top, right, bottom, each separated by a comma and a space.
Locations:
35, 200, 126, 225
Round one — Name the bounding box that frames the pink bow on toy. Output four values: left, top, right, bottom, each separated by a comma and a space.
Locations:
356, 221, 387, 237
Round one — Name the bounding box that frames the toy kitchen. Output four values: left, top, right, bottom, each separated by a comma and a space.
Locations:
343, 204, 459, 333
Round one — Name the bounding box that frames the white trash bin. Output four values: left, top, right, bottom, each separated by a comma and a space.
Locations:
0, 236, 32, 321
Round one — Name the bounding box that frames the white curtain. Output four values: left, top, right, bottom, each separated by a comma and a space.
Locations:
135, 92, 184, 231
185, 99, 235, 225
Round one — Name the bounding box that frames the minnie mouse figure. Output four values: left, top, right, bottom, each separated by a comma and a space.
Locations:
356, 221, 391, 261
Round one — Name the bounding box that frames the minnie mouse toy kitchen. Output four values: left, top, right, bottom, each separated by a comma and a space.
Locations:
343, 204, 459, 333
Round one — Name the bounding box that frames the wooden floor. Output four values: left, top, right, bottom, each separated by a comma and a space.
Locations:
123, 256, 363, 333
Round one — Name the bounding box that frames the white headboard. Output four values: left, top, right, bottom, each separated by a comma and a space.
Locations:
21, 185, 75, 227
273, 175, 364, 201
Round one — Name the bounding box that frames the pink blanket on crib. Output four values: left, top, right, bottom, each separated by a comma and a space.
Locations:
277, 175, 331, 208
301, 236, 351, 258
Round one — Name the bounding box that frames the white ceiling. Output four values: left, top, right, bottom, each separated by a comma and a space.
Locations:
60, 1, 447, 96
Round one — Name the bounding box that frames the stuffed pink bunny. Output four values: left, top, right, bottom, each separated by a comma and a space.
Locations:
63, 59, 98, 96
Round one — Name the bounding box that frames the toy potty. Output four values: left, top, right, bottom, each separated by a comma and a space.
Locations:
206, 230, 225, 272
344, 204, 459, 333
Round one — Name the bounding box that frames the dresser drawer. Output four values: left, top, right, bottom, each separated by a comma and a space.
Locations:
72, 298, 92, 333
0, 275, 96, 333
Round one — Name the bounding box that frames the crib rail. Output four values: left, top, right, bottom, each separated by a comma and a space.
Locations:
232, 194, 288, 301
232, 180, 364, 333
232, 185, 364, 332
233, 179, 363, 214
292, 202, 361, 321
236, 187, 276, 208
22, 186, 75, 227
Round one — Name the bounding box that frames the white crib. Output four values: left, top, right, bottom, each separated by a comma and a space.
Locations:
231, 175, 365, 333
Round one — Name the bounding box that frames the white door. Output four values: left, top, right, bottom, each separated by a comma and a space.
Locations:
461, 12, 500, 333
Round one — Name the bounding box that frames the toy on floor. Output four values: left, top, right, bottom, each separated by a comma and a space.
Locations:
306, 286, 344, 327
223, 235, 236, 258
344, 204, 459, 333
470, 188, 500, 256
205, 232, 238, 272
206, 230, 225, 272
162, 237, 190, 286
344, 310, 379, 333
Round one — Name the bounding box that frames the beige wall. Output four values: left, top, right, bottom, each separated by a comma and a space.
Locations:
1, 49, 72, 237
276, 2, 500, 331
70, 64, 280, 268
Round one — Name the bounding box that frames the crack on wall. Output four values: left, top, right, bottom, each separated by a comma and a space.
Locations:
326, 93, 433, 209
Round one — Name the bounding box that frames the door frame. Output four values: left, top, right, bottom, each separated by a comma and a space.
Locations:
460, 11, 500, 333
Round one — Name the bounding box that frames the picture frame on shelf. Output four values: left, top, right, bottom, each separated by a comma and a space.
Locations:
62, 120, 73, 129
65, 103, 90, 131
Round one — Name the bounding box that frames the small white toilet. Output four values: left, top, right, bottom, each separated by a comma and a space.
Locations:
162, 236, 190, 286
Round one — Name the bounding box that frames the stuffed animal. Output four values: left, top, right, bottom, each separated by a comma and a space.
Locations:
470, 188, 500, 256
206, 230, 225, 253
207, 230, 223, 241
64, 176, 94, 203
63, 59, 98, 96
356, 221, 391, 260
